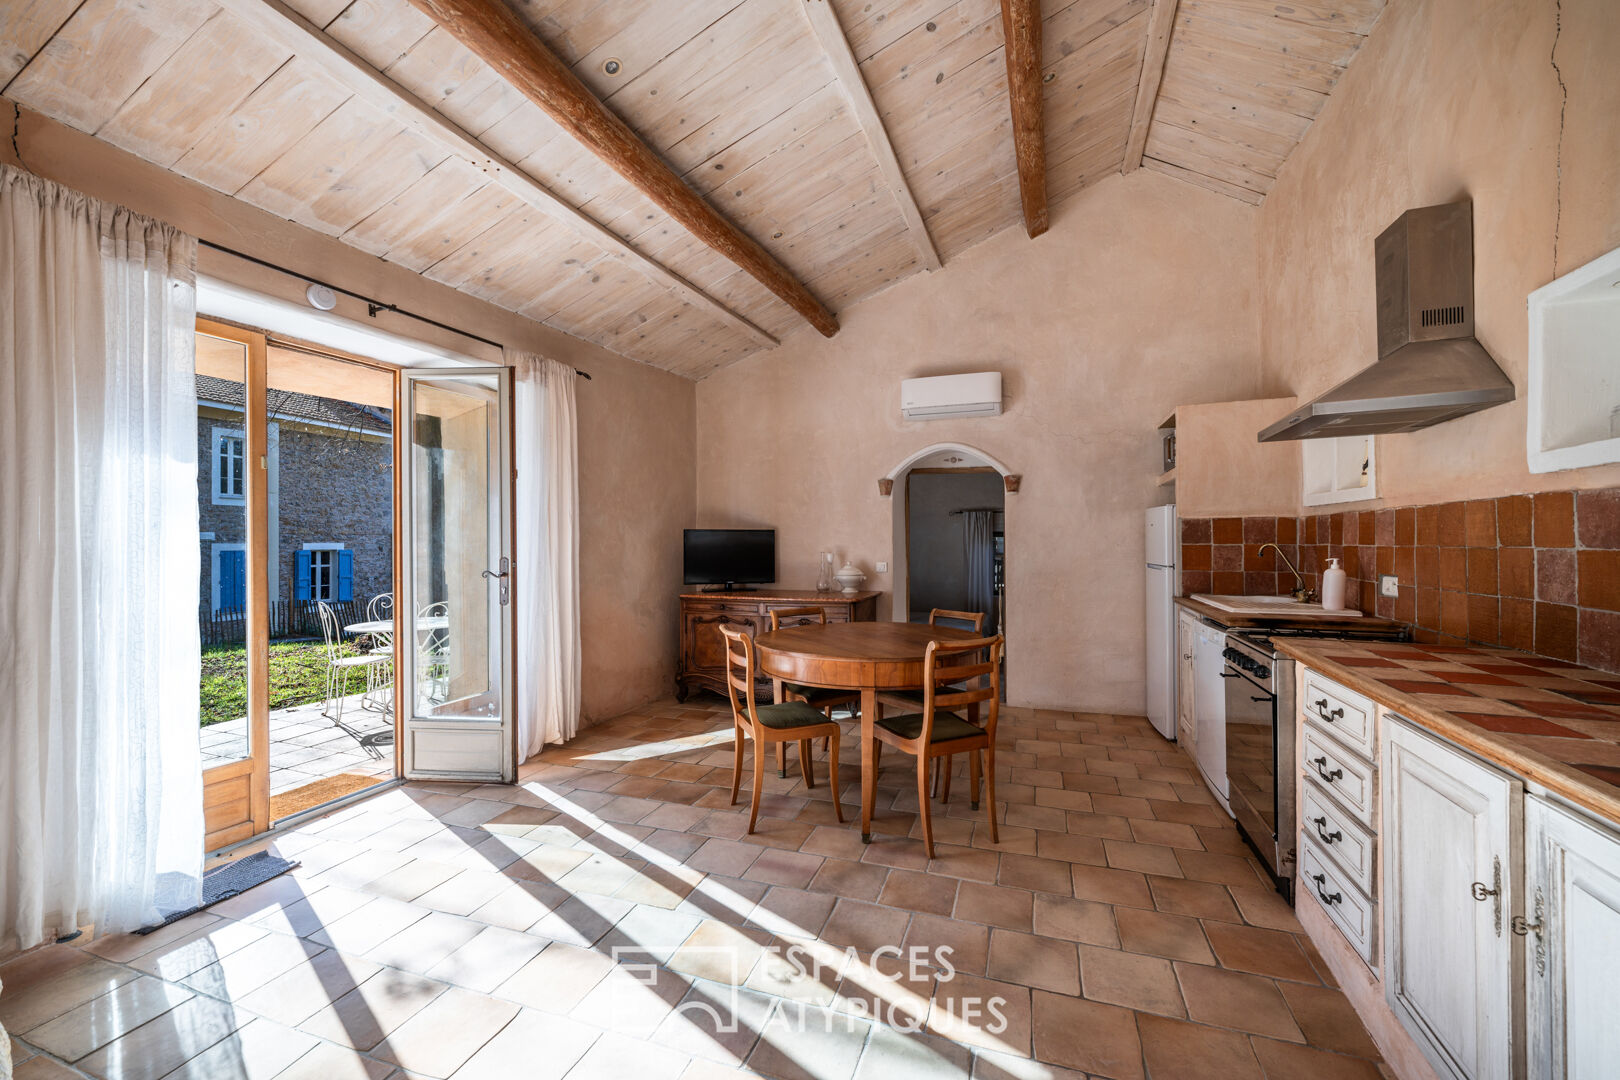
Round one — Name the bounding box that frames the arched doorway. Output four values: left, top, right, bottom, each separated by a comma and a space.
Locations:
880, 443, 1017, 634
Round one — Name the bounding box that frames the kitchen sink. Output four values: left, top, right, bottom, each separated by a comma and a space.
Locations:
1190, 594, 1363, 617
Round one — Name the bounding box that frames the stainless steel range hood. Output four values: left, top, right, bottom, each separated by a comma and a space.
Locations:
1259, 202, 1515, 442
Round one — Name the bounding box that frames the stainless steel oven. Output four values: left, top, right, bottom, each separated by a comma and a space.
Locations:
1223, 633, 1295, 893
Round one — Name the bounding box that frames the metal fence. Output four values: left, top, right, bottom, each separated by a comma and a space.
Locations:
199, 599, 367, 646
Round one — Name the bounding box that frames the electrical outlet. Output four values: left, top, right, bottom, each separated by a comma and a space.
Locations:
875, 561, 889, 573
1380, 574, 1400, 598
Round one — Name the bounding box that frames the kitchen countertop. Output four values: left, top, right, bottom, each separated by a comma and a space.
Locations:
1277, 639, 1620, 826
1175, 595, 1404, 634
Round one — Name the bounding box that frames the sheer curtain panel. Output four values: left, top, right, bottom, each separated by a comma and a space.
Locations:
0, 165, 202, 949
511, 349, 582, 757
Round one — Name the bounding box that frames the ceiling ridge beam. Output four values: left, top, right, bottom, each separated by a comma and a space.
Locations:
999, 0, 1048, 239
800, 0, 941, 272
401, 0, 840, 338
1122, 0, 1180, 172
212, 0, 779, 350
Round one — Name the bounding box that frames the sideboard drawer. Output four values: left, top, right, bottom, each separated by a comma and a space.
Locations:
1302, 727, 1376, 828
1301, 669, 1376, 760
1300, 842, 1377, 969
1300, 781, 1377, 897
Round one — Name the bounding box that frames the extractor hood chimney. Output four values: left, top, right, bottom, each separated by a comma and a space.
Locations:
1259, 201, 1515, 442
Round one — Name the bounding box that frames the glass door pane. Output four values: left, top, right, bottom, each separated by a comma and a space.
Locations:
401, 368, 514, 781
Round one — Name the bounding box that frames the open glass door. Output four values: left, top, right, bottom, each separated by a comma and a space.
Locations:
400, 368, 516, 781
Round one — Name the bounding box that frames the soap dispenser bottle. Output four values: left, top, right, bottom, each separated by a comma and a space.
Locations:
1322, 558, 1348, 612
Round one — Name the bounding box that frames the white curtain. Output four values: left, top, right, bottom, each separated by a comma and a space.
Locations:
0, 165, 202, 949
963, 510, 997, 633
510, 348, 581, 758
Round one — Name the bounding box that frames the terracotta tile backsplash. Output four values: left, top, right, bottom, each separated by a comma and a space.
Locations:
1180, 488, 1620, 674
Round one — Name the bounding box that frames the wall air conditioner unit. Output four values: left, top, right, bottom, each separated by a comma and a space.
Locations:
900, 372, 1002, 420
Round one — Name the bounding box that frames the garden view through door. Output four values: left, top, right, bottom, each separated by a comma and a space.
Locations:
400, 368, 516, 782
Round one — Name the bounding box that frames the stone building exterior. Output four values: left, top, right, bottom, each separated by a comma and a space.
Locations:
197, 375, 393, 627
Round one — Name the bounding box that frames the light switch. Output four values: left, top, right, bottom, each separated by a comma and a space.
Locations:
875, 561, 889, 573
1380, 574, 1400, 598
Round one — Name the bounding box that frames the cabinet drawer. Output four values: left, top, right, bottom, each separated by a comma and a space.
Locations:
1302, 728, 1376, 827
1301, 669, 1376, 759
1300, 782, 1377, 897
1301, 842, 1377, 969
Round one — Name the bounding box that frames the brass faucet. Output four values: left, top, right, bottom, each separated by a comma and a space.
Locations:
1259, 542, 1317, 603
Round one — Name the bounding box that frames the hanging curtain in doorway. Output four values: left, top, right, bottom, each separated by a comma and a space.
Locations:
0, 165, 203, 949
511, 348, 582, 757
962, 510, 997, 632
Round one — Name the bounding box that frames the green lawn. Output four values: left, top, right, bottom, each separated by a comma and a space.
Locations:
199, 639, 370, 726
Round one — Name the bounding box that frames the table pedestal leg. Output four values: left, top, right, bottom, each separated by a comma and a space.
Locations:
861, 687, 877, 843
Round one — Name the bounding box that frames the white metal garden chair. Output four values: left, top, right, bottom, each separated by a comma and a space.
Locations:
361, 592, 394, 713
416, 600, 450, 708
317, 601, 392, 757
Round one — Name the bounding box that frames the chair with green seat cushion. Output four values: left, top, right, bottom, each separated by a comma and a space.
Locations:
869, 634, 1003, 858
719, 623, 844, 834
768, 606, 861, 774
877, 608, 989, 798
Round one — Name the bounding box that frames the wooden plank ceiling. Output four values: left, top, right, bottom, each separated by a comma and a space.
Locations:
1, 0, 1382, 377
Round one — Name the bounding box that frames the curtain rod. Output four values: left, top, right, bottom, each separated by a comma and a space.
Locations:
198, 238, 591, 380
949, 507, 1004, 515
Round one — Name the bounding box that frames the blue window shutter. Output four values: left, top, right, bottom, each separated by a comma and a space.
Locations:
218, 549, 244, 609
337, 550, 354, 602
294, 550, 312, 600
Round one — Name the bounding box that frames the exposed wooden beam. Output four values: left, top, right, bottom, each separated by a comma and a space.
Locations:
211, 0, 779, 350
800, 0, 941, 272
402, 0, 840, 339
999, 0, 1047, 239
1123, 0, 1180, 173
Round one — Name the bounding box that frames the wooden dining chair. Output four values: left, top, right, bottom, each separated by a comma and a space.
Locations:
879, 609, 989, 795
871, 634, 1002, 857
719, 624, 844, 833
769, 606, 861, 770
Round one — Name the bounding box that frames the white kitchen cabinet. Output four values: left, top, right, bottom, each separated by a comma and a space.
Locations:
1192, 622, 1229, 812
1176, 610, 1199, 749
1524, 795, 1620, 1080
1383, 718, 1520, 1080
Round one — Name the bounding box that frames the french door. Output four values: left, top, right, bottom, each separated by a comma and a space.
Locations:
399, 368, 517, 782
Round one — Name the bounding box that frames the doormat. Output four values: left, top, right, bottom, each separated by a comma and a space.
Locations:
137, 851, 299, 933
270, 772, 386, 820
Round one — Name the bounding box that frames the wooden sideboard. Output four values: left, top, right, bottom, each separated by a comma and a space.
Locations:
676, 588, 880, 701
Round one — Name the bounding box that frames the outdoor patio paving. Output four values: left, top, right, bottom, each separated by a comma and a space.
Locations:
200, 692, 393, 797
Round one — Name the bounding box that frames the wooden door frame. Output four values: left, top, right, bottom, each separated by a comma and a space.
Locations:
198, 318, 271, 849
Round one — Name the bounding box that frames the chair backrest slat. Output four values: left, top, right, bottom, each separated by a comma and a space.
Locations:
917, 634, 1003, 745
929, 608, 986, 633
718, 624, 763, 735
769, 606, 826, 631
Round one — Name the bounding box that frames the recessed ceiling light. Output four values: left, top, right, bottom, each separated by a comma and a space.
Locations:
602, 58, 622, 76
305, 283, 337, 311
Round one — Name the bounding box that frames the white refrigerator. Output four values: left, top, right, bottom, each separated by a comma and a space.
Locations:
1144, 504, 1178, 740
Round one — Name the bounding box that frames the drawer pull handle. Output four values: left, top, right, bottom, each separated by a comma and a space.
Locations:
1311, 757, 1344, 783
1311, 816, 1342, 844
1314, 699, 1344, 723
1310, 872, 1342, 906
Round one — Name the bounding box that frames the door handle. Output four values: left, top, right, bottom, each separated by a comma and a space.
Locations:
1251, 694, 1274, 703
1311, 757, 1343, 783
1471, 856, 1503, 937
482, 556, 511, 606
1310, 816, 1341, 844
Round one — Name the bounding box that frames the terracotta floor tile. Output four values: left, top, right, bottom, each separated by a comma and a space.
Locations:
807, 857, 890, 901
22, 974, 194, 1062
573, 1031, 693, 1080
1034, 832, 1107, 865
904, 913, 991, 975
687, 838, 764, 878
274, 1040, 395, 1080
1137, 1014, 1264, 1080
1029, 990, 1144, 1080
742, 847, 824, 889
0, 952, 138, 1033
930, 973, 1031, 1055
1091, 794, 1155, 819
1031, 894, 1118, 947
997, 854, 1073, 893
953, 881, 1035, 932
1251, 1038, 1385, 1079
1070, 864, 1153, 908
1175, 849, 1266, 887
878, 869, 959, 916
76, 993, 248, 1080
1176, 963, 1305, 1041
853, 1023, 972, 1080
1114, 908, 1215, 965
1277, 982, 1381, 1058
1129, 819, 1206, 850
748, 1004, 870, 1080
237, 948, 380, 1027
822, 898, 914, 955
926, 846, 1004, 882
451, 1007, 600, 1080
1147, 876, 1241, 922
1228, 886, 1304, 932
1103, 840, 1185, 878
1002, 804, 1070, 832
295, 965, 448, 1050
1202, 922, 1320, 983
160, 1016, 319, 1080
497, 941, 617, 1011
1079, 944, 1185, 1017
986, 929, 1080, 995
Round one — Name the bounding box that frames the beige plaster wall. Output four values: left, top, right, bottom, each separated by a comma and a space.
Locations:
1174, 398, 1301, 518
1255, 0, 1620, 506
696, 170, 1262, 713
2, 102, 695, 724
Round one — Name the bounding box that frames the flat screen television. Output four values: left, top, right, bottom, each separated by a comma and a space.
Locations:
684, 529, 775, 589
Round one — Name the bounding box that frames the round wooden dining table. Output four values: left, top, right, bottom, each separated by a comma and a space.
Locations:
753, 621, 980, 843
